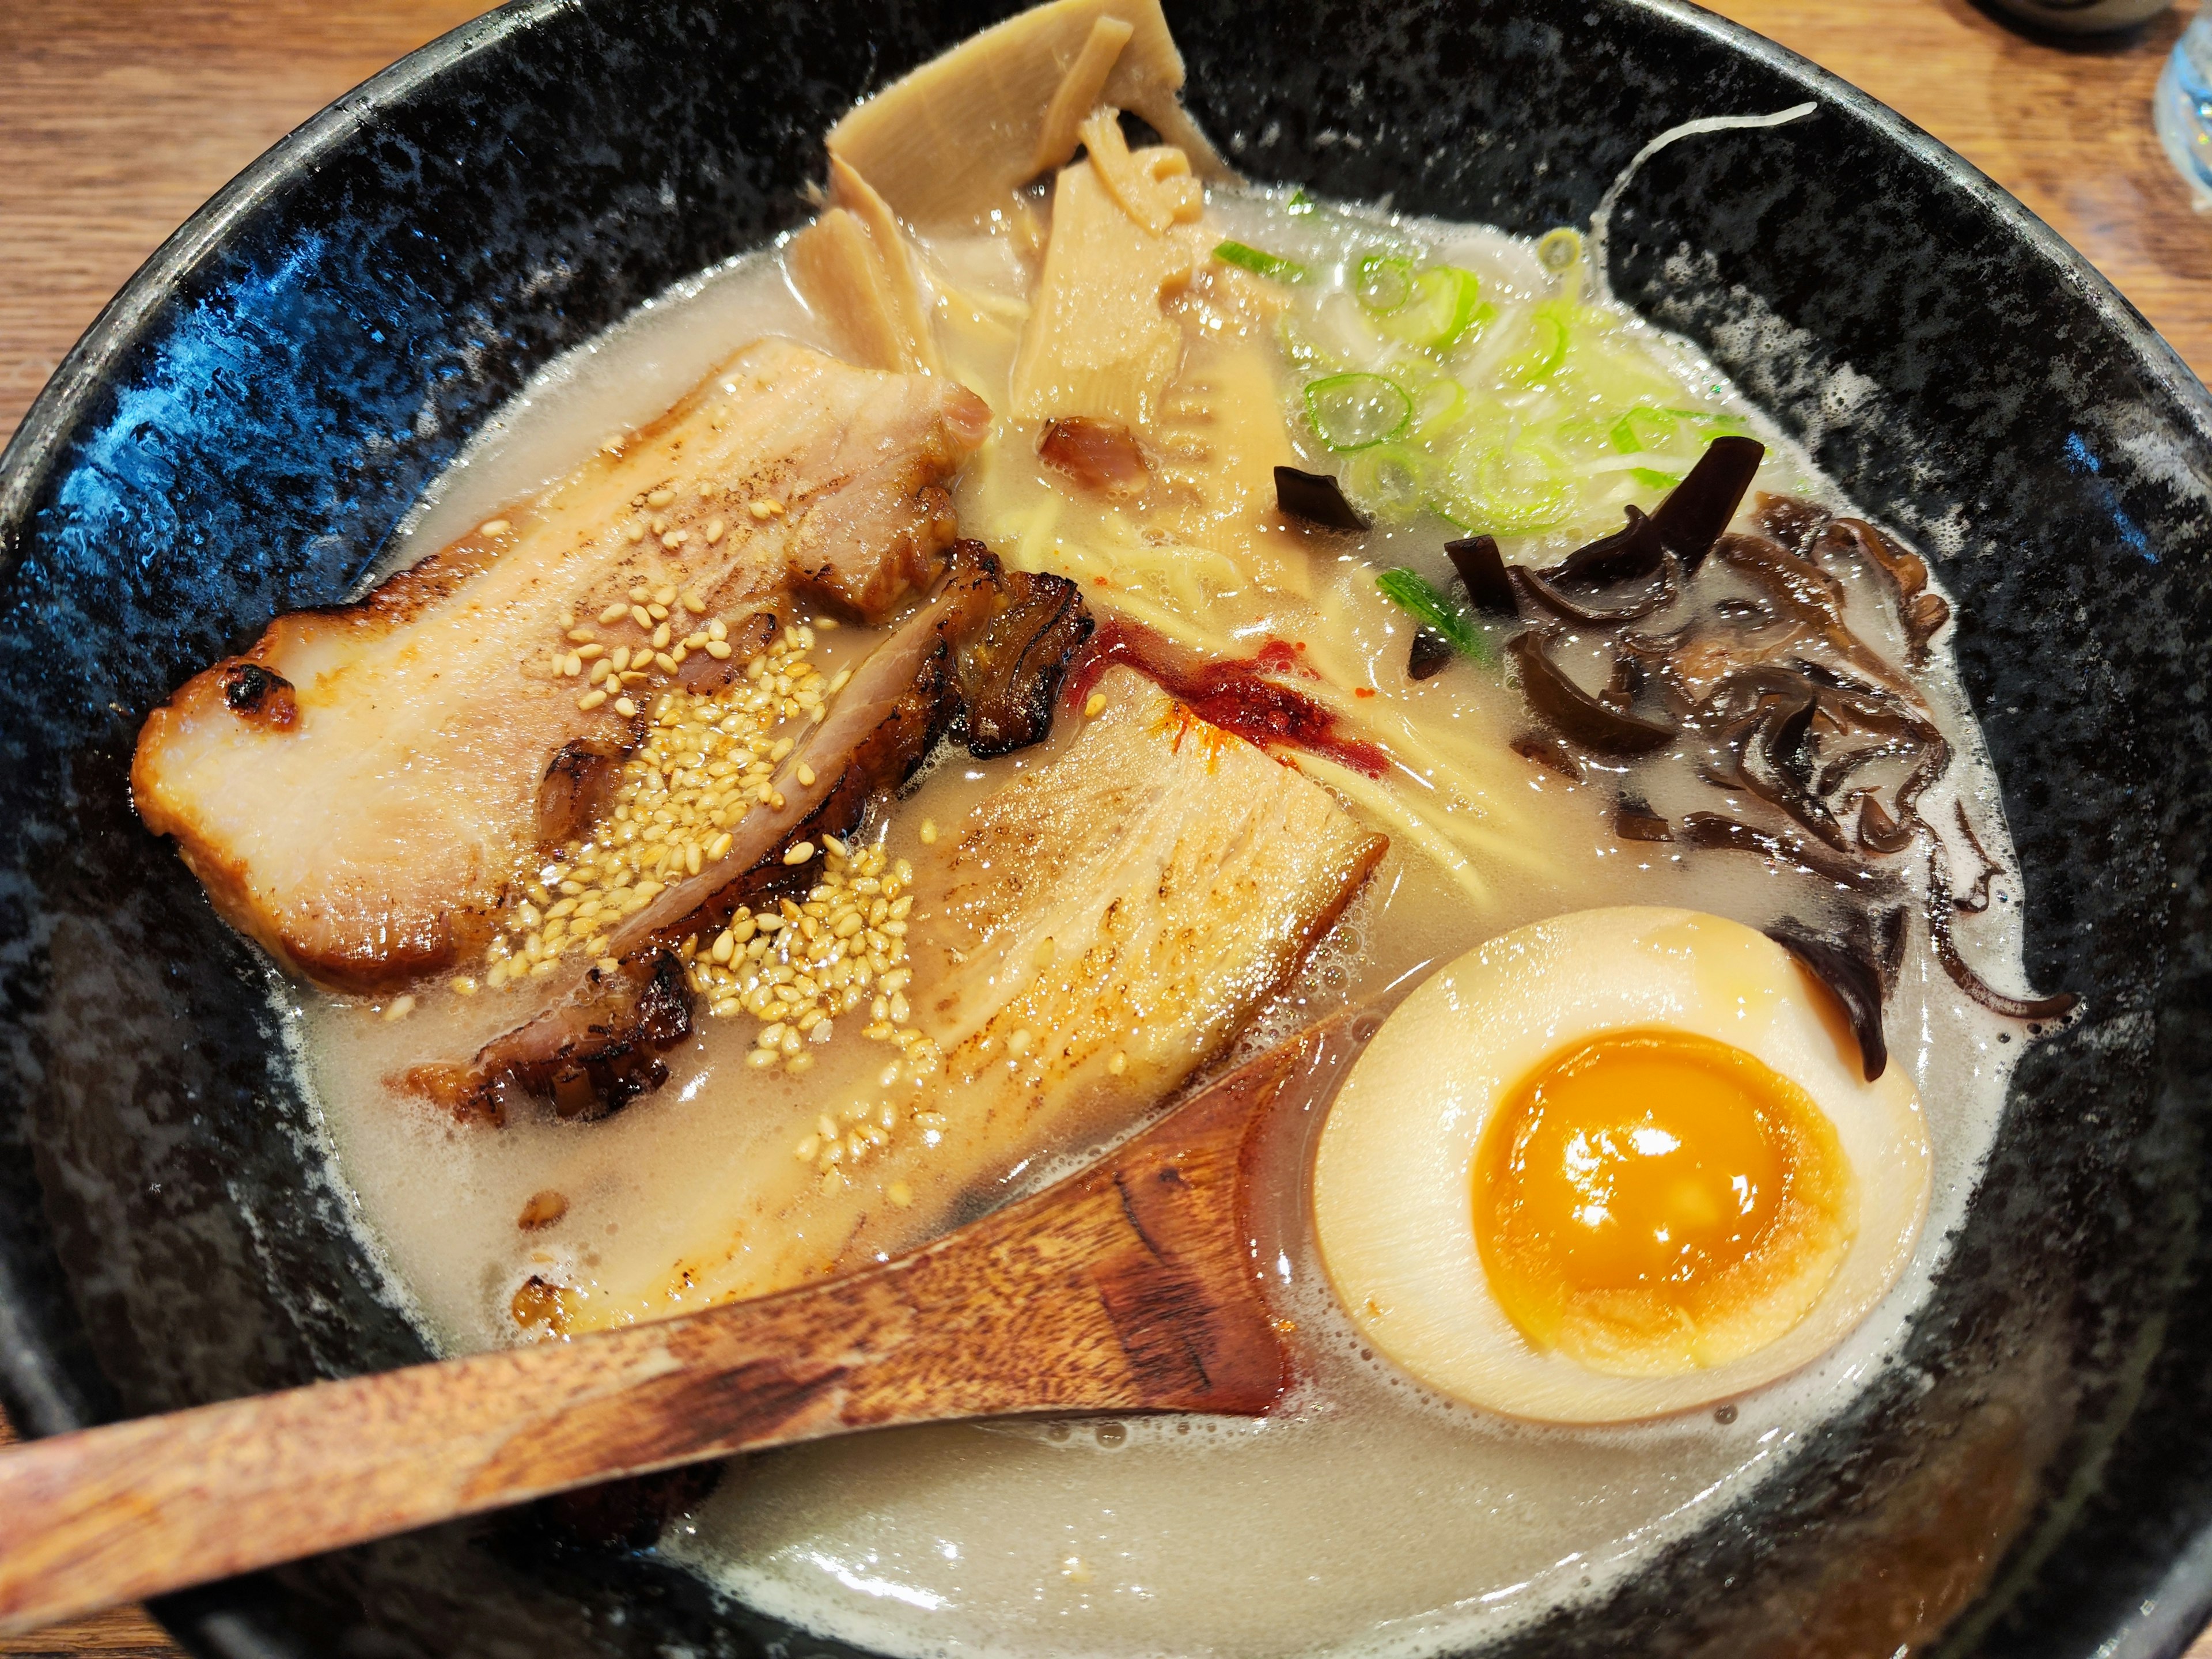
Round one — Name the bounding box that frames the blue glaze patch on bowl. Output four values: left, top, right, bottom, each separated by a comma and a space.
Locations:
2, 2, 2210, 1657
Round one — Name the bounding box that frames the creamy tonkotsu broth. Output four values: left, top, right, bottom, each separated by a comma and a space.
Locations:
137, 6, 2072, 1657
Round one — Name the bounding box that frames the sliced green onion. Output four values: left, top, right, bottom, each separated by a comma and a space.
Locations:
1276, 315, 1339, 372
1609, 406, 1681, 454
1410, 377, 1469, 441
1440, 433, 1574, 536
1355, 252, 1416, 314
1376, 569, 1491, 664
1340, 444, 1434, 524
1685, 408, 1752, 438
1214, 241, 1309, 282
1538, 414, 1620, 462
1536, 226, 1585, 275
1380, 267, 1484, 353
1503, 304, 1571, 384
1631, 467, 1684, 493
1286, 187, 1316, 215
1304, 372, 1414, 451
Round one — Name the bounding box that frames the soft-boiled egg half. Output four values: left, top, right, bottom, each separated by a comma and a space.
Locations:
1312, 907, 1931, 1423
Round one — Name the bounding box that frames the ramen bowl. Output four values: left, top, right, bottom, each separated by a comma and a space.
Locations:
2, 1, 2209, 1655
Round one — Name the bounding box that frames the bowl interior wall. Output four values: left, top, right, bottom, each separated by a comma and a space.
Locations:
1, 2, 2209, 1656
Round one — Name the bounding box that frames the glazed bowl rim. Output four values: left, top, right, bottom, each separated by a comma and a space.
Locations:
1, 3, 2209, 1657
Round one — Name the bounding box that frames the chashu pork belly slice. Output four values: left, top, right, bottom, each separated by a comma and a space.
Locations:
416, 543, 1092, 1123
547, 664, 1387, 1334
132, 339, 990, 992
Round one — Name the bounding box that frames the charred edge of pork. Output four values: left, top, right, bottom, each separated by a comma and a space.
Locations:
219, 662, 298, 730
470, 949, 696, 1123
537, 736, 632, 847
953, 566, 1093, 757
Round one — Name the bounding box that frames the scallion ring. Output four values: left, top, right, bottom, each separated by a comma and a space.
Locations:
1355, 252, 1416, 315
1214, 241, 1309, 283
1305, 373, 1415, 452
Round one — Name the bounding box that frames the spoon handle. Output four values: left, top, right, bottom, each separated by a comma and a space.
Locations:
0, 1042, 1299, 1638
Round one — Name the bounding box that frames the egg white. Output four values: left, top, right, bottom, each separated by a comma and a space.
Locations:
1311, 906, 1931, 1424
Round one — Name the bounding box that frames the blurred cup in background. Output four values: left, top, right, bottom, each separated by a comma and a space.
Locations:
1985, 0, 2173, 31
2156, 9, 2212, 209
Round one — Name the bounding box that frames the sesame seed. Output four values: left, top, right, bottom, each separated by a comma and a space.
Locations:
479, 519, 511, 537
1085, 692, 1107, 718
630, 605, 653, 629
599, 603, 628, 624
649, 605, 670, 624
384, 995, 416, 1021
797, 763, 816, 786
709, 832, 733, 860
1108, 1051, 1128, 1075
625, 523, 646, 544
452, 977, 478, 995
707, 619, 728, 641
652, 623, 672, 647
888, 1181, 913, 1208
784, 842, 815, 866
566, 627, 596, 645
613, 697, 638, 717
577, 688, 608, 711
1006, 1028, 1033, 1057
589, 661, 612, 685
647, 487, 675, 507
653, 586, 677, 607
749, 500, 775, 520
919, 819, 938, 845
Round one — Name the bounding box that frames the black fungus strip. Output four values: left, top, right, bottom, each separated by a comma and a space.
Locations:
1407, 628, 1455, 681
1275, 465, 1369, 530
1511, 730, 1585, 780
1766, 918, 1891, 1081
1649, 435, 1764, 568
1541, 505, 1666, 590
1512, 558, 1676, 626
1678, 810, 1897, 892
1446, 535, 1518, 615
1857, 794, 1914, 855
1925, 840, 2078, 1020
1753, 490, 1832, 556
1950, 799, 2002, 914
1614, 796, 1673, 842
1508, 632, 1676, 755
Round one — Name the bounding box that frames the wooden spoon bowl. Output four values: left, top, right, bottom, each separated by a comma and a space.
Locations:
0, 1019, 1366, 1637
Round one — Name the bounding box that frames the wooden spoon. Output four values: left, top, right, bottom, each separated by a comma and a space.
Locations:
0, 1019, 1363, 1637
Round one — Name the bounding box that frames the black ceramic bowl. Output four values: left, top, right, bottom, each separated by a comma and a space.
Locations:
3, 1, 2210, 1655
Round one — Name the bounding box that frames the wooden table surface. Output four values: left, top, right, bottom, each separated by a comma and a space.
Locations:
2, 0, 2209, 1654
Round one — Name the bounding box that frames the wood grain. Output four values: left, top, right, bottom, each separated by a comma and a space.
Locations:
3, 1, 2210, 1654
0, 1030, 1312, 1639
1703, 0, 2212, 382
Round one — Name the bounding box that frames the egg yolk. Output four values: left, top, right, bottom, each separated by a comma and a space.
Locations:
1474, 1029, 1854, 1376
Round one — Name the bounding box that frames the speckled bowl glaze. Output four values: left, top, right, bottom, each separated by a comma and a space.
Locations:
1, 1, 2209, 1655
